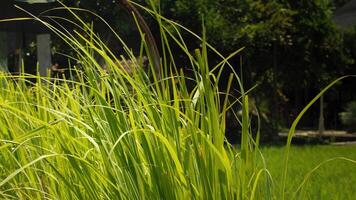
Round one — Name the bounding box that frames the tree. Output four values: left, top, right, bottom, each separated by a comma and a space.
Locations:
157, 0, 355, 137
48, 0, 356, 139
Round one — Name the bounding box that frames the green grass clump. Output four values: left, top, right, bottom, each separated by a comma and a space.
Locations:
0, 1, 355, 199
0, 2, 260, 199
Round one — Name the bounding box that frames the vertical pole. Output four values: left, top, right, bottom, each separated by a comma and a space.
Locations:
36, 33, 52, 76
0, 32, 8, 71
318, 95, 325, 135
7, 32, 23, 73
272, 41, 278, 131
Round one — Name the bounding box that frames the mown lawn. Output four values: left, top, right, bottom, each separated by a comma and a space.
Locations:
261, 145, 356, 200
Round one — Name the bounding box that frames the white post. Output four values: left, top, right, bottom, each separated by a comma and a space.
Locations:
36, 34, 52, 76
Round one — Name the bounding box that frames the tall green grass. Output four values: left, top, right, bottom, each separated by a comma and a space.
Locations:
0, 1, 355, 199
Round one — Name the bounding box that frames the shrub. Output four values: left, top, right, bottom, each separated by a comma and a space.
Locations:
339, 101, 356, 133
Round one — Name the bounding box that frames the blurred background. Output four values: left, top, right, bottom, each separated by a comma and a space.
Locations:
0, 0, 355, 143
